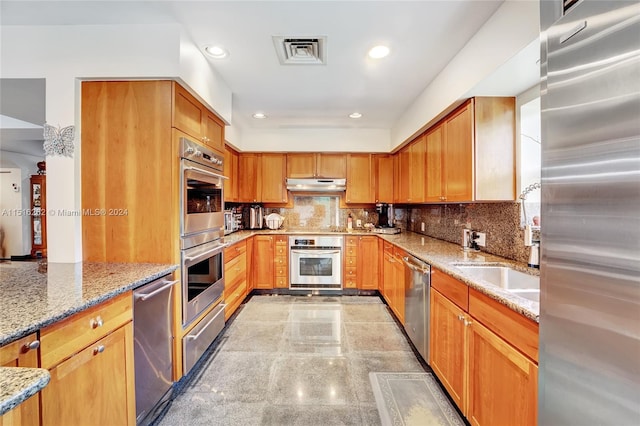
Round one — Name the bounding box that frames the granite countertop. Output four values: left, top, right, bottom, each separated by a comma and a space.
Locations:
223, 229, 540, 322
0, 260, 178, 415
0, 367, 50, 416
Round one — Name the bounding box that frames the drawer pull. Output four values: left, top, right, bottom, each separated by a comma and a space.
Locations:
91, 316, 104, 328
22, 340, 40, 352
458, 314, 465, 321
93, 345, 105, 355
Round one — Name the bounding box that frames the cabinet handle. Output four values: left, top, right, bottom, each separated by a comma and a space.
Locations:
93, 345, 105, 355
236, 247, 241, 251
464, 319, 473, 327
458, 314, 465, 321
91, 316, 103, 329
22, 340, 40, 352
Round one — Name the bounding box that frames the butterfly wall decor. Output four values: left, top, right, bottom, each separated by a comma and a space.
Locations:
43, 123, 75, 157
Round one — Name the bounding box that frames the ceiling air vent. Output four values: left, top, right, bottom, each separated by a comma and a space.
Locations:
272, 36, 327, 65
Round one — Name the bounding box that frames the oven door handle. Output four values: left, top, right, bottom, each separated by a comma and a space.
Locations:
134, 280, 178, 302
184, 244, 226, 265
183, 165, 228, 181
291, 249, 341, 256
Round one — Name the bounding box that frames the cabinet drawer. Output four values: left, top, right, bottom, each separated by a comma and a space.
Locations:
469, 288, 539, 362
275, 245, 287, 256
274, 256, 287, 267
225, 281, 247, 320
345, 246, 357, 257
275, 236, 288, 245
345, 278, 357, 288
383, 242, 394, 253
345, 256, 356, 267
345, 266, 357, 279
224, 252, 246, 295
275, 277, 288, 288
431, 269, 469, 311
275, 266, 288, 277
345, 236, 358, 246
41, 292, 133, 369
225, 241, 246, 263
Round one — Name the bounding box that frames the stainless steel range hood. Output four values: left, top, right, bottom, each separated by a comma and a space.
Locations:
286, 178, 346, 192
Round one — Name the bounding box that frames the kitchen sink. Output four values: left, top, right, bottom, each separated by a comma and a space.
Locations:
454, 264, 540, 301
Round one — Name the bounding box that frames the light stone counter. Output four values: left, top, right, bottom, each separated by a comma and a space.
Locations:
0, 261, 178, 416
0, 367, 50, 416
223, 229, 539, 322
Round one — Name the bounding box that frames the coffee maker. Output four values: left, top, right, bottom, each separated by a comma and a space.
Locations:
249, 205, 263, 229
375, 203, 394, 228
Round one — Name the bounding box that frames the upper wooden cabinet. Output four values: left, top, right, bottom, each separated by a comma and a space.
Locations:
374, 154, 394, 204
172, 82, 225, 153
287, 153, 346, 178
260, 153, 288, 204
237, 153, 261, 203
346, 154, 374, 204
426, 97, 515, 203
223, 145, 239, 203
397, 134, 427, 203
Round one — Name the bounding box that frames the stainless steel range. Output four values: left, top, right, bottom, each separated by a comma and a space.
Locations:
289, 235, 343, 290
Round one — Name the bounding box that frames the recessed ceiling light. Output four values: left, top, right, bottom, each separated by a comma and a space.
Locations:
368, 45, 390, 59
204, 45, 228, 59
252, 112, 267, 119
349, 112, 362, 119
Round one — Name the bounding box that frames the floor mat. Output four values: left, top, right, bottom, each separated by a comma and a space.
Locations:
370, 372, 464, 426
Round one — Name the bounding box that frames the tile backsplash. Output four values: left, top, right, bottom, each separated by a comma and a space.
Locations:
397, 202, 537, 264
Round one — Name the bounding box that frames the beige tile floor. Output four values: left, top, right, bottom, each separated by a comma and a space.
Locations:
157, 295, 430, 425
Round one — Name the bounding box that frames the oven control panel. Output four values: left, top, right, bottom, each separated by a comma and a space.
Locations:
180, 137, 224, 173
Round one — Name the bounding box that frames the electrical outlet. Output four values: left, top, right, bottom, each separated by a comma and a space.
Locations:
476, 232, 487, 247
356, 219, 362, 228
421, 222, 425, 232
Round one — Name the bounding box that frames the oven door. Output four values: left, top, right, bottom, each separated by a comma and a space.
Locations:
182, 239, 225, 326
290, 248, 342, 287
181, 160, 224, 247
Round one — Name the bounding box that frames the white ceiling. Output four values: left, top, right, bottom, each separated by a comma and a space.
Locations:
0, 1, 539, 144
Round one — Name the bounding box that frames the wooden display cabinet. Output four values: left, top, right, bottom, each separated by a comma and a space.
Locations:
30, 174, 46, 258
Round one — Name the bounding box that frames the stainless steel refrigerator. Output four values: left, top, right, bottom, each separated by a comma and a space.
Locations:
540, 0, 640, 424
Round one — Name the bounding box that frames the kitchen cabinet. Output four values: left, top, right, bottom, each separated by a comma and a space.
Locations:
173, 82, 225, 153
397, 134, 427, 203
430, 268, 538, 425
224, 145, 239, 202
346, 154, 374, 204
224, 240, 247, 320
346, 235, 378, 290
374, 154, 394, 203
274, 236, 288, 288
426, 97, 515, 202
252, 235, 274, 289
260, 154, 288, 204
40, 292, 135, 426
344, 237, 358, 288
246, 237, 255, 292
238, 153, 261, 203
381, 243, 404, 323
286, 153, 346, 178
30, 175, 47, 258
0, 333, 41, 426
393, 154, 401, 204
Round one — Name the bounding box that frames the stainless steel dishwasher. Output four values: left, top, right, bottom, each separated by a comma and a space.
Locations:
402, 254, 431, 363
133, 276, 177, 426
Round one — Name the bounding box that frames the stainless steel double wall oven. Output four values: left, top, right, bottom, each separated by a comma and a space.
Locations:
179, 137, 226, 374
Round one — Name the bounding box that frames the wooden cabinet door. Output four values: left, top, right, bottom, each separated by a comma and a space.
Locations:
172, 83, 204, 140
252, 235, 274, 289
203, 110, 224, 153
41, 323, 135, 426
260, 153, 288, 203
316, 153, 346, 178
224, 145, 238, 202
382, 252, 395, 305
357, 236, 378, 290
409, 134, 427, 203
0, 333, 40, 426
346, 154, 373, 204
425, 125, 444, 202
393, 154, 401, 204
467, 320, 537, 426
392, 251, 405, 324
430, 289, 467, 411
398, 146, 411, 202
286, 153, 315, 178
246, 237, 255, 291
444, 102, 473, 202
375, 154, 394, 203
238, 153, 261, 203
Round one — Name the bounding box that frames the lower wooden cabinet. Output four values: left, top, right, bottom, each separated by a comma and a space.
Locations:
381, 243, 404, 324
224, 240, 248, 320
41, 323, 135, 426
252, 235, 274, 289
430, 270, 538, 426
0, 333, 41, 426
274, 236, 288, 288
40, 292, 135, 426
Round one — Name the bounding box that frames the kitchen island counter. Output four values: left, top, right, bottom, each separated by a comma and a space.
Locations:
0, 367, 50, 416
